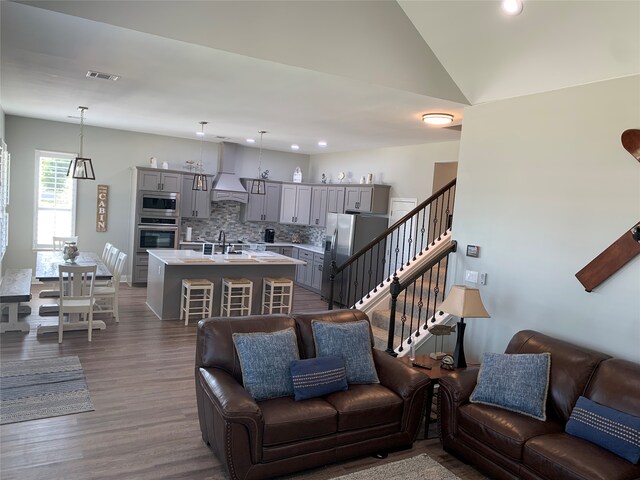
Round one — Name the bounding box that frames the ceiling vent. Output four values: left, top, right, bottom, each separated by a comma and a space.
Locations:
86, 71, 120, 81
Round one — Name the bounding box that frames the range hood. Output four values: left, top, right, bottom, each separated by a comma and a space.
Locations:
211, 142, 248, 203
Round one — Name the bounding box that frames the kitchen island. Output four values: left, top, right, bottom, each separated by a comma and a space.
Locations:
146, 249, 305, 320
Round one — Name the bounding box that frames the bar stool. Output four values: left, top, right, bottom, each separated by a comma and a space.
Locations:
221, 278, 253, 317
262, 277, 294, 314
180, 279, 214, 325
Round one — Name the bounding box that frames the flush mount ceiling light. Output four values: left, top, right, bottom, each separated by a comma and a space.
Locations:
502, 0, 523, 15
192, 121, 208, 191
251, 130, 267, 195
318, 141, 327, 148
291, 144, 300, 151
246, 138, 255, 144
67, 106, 95, 180
422, 113, 454, 126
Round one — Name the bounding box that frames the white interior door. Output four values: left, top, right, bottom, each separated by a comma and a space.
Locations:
386, 198, 417, 276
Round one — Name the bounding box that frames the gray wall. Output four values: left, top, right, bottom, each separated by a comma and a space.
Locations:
452, 75, 640, 362
4, 115, 309, 273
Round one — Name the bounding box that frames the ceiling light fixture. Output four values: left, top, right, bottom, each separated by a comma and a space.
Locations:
246, 138, 255, 144
501, 0, 523, 15
192, 121, 208, 191
318, 141, 327, 147
291, 144, 300, 151
251, 130, 267, 195
67, 106, 95, 180
422, 113, 454, 126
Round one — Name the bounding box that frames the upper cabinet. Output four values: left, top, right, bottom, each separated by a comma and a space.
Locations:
181, 175, 211, 219
241, 180, 281, 222
280, 184, 312, 225
344, 185, 390, 214
138, 169, 181, 192
310, 186, 328, 227
327, 186, 345, 214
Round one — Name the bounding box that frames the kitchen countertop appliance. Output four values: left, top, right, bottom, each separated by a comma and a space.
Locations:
264, 228, 275, 243
321, 213, 388, 306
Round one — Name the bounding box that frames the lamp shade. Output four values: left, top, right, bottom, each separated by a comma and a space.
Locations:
439, 285, 490, 318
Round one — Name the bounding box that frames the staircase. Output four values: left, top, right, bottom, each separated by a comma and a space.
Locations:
327, 179, 458, 355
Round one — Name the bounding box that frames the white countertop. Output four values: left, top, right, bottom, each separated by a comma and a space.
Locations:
148, 249, 305, 266
179, 241, 324, 255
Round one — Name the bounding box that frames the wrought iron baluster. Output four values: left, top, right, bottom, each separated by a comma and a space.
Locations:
408, 215, 415, 263
347, 261, 355, 307
424, 267, 435, 327
393, 227, 401, 275
408, 280, 417, 343
419, 206, 427, 256
416, 269, 426, 335
386, 276, 401, 356
400, 223, 407, 271
438, 190, 446, 241
373, 243, 381, 293
431, 197, 440, 246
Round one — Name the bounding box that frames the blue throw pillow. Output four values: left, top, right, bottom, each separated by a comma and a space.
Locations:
232, 328, 300, 401
311, 320, 379, 384
290, 356, 348, 401
470, 352, 551, 421
566, 396, 640, 464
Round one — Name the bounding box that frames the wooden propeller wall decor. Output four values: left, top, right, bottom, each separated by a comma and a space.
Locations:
575, 129, 640, 292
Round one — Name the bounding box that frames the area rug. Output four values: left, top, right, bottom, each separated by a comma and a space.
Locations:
0, 356, 94, 425
330, 454, 460, 480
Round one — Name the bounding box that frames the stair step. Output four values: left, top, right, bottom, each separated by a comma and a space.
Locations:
371, 323, 401, 352
371, 308, 422, 344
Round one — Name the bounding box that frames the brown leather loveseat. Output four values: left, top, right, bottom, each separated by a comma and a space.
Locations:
195, 309, 430, 480
439, 330, 640, 480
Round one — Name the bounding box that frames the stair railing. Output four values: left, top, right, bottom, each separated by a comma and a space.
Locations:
386, 240, 457, 355
328, 178, 456, 309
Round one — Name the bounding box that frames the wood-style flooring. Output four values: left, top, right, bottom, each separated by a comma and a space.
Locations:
0, 284, 486, 480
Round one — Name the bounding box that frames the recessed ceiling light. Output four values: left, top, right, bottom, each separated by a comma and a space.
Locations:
318, 141, 327, 147
246, 138, 255, 144
422, 113, 454, 126
501, 0, 523, 15
195, 131, 205, 137
291, 144, 300, 151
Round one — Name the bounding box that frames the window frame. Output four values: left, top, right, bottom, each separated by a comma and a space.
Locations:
33, 150, 78, 250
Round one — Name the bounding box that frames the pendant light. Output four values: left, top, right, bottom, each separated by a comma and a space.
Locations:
67, 106, 95, 180
251, 130, 267, 195
192, 121, 208, 191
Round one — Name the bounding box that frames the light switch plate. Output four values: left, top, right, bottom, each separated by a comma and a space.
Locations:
480, 272, 487, 285
465, 270, 479, 283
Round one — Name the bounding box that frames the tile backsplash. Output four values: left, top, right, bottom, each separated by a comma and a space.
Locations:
181, 201, 324, 245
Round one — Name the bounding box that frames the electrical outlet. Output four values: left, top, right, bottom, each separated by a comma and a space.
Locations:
465, 270, 479, 283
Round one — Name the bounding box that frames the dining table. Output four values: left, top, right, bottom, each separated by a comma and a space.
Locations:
35, 251, 112, 336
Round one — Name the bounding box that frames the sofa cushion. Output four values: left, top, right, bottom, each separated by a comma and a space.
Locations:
470, 352, 551, 420
290, 356, 348, 401
324, 384, 402, 432
523, 432, 640, 480
458, 403, 563, 461
566, 396, 640, 464
232, 327, 300, 401
259, 396, 338, 446
312, 320, 379, 384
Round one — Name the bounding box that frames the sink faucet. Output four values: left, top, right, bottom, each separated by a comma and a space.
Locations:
218, 230, 226, 253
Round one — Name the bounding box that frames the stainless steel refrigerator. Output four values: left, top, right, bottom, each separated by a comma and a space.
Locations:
321, 213, 388, 306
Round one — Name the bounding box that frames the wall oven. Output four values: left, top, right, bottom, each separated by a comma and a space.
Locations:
135, 225, 178, 252
138, 191, 179, 217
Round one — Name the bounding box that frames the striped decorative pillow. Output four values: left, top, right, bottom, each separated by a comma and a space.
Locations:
290, 356, 348, 401
566, 396, 640, 464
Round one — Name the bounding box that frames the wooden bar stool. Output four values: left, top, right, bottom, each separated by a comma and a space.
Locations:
180, 279, 214, 325
221, 278, 253, 317
262, 277, 294, 314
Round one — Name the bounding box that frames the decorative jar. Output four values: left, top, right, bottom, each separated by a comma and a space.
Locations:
63, 242, 79, 264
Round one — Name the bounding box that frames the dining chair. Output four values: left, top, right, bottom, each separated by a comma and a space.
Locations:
94, 252, 127, 323
40, 235, 80, 299
96, 243, 118, 287
102, 242, 114, 263
57, 264, 96, 343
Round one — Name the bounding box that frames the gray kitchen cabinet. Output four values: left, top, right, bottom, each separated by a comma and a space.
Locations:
311, 253, 324, 292
296, 249, 313, 286
138, 169, 181, 192
327, 186, 345, 214
265, 245, 294, 257
181, 175, 211, 218
242, 180, 281, 222
344, 185, 390, 214
279, 184, 312, 225
310, 186, 328, 227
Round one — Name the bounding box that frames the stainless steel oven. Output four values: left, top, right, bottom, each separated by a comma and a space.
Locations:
138, 191, 179, 217
135, 225, 179, 252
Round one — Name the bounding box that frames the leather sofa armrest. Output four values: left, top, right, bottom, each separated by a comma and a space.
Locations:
438, 367, 479, 444
373, 349, 431, 398
438, 367, 480, 404
198, 367, 264, 465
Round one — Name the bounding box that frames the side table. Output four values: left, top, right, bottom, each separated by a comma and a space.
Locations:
400, 354, 478, 439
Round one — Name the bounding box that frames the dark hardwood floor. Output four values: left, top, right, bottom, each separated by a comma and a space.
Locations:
0, 284, 486, 480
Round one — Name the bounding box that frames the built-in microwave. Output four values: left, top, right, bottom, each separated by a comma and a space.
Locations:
136, 225, 179, 252
138, 191, 179, 217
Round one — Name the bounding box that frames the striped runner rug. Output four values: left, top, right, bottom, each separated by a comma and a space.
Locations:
0, 356, 94, 425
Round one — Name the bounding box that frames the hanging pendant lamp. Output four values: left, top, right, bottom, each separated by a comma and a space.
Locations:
251, 130, 267, 195
192, 121, 208, 191
67, 106, 96, 180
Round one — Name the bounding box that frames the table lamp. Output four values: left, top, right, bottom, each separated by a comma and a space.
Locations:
438, 285, 490, 368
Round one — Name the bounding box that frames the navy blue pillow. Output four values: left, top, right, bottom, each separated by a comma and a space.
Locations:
566, 396, 640, 464
290, 356, 348, 401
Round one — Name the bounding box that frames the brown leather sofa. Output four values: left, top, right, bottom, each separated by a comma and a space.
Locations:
439, 330, 640, 480
195, 309, 430, 480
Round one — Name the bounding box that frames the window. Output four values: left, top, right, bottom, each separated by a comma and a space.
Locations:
33, 150, 77, 249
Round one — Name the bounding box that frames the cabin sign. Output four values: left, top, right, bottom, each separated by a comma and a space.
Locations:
96, 184, 108, 232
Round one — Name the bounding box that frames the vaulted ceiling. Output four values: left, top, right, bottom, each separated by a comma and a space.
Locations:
1, 1, 638, 154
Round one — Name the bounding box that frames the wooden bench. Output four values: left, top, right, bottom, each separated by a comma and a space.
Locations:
0, 268, 32, 333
